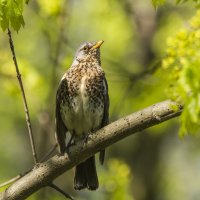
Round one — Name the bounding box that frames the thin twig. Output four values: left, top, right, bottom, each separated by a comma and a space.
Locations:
40, 144, 58, 162
0, 164, 38, 189
7, 28, 38, 164
49, 183, 74, 200
0, 175, 21, 188
0, 100, 183, 200
0, 144, 57, 189
112, 59, 161, 117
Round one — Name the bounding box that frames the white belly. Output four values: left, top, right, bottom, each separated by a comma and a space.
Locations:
61, 76, 104, 136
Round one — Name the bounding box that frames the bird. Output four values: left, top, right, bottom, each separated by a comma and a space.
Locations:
55, 40, 109, 190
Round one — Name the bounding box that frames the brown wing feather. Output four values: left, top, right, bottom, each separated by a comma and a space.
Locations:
99, 76, 109, 164
55, 79, 67, 154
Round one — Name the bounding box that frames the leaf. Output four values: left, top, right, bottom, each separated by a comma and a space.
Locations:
163, 10, 200, 136
0, 0, 26, 32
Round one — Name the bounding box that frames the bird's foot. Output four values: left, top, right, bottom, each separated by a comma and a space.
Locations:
83, 133, 90, 144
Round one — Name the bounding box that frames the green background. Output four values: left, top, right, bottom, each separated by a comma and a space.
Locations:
0, 0, 200, 199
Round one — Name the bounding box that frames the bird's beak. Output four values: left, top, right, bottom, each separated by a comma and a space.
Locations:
90, 40, 104, 50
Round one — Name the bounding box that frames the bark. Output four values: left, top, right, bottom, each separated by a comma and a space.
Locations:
0, 100, 182, 200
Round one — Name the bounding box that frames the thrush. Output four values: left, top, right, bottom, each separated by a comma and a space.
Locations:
55, 40, 109, 190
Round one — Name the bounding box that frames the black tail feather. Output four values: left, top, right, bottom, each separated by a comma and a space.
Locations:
74, 162, 87, 190
99, 149, 105, 165
74, 156, 98, 190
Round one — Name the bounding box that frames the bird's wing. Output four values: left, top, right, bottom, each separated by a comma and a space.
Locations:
55, 78, 68, 154
101, 76, 109, 127
99, 75, 109, 164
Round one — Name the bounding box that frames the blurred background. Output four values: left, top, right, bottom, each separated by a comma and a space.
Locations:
0, 0, 200, 199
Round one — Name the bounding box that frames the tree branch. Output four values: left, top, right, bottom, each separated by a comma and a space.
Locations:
7, 29, 38, 164
0, 100, 182, 200
0, 176, 21, 188
48, 183, 74, 200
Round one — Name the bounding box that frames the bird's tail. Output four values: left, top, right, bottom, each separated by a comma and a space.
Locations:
74, 156, 98, 190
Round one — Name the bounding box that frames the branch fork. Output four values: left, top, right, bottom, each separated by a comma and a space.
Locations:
0, 100, 182, 200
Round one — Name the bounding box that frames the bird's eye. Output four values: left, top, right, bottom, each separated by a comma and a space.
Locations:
83, 46, 88, 51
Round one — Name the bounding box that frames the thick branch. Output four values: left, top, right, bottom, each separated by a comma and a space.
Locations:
0, 100, 182, 200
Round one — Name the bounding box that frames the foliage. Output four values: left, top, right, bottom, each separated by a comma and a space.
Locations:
0, 0, 26, 32
162, 10, 200, 136
0, 0, 200, 200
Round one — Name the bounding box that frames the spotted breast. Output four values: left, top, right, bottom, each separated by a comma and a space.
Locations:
60, 63, 105, 136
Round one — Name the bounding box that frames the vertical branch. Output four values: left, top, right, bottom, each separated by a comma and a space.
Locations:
7, 28, 38, 164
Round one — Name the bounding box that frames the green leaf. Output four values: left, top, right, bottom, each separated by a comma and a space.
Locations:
163, 10, 200, 136
0, 0, 26, 32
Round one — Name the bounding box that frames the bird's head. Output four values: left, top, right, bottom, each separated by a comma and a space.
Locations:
74, 40, 104, 65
